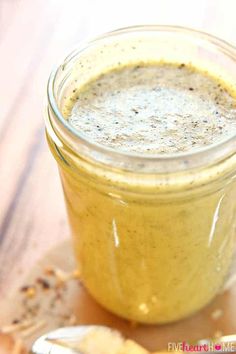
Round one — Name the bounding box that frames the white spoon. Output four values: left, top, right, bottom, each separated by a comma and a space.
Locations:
31, 325, 236, 354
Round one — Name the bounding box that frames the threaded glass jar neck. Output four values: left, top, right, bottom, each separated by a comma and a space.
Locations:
46, 25, 236, 180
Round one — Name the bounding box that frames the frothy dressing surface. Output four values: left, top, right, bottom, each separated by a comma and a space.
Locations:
67, 63, 236, 154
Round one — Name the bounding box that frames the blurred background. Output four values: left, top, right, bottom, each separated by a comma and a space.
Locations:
0, 0, 236, 297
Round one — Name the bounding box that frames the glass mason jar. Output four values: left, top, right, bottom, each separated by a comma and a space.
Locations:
46, 26, 236, 324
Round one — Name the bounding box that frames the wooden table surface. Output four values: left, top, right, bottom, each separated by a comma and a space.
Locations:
1, 0, 236, 351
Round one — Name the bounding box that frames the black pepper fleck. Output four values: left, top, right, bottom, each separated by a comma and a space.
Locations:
36, 277, 51, 290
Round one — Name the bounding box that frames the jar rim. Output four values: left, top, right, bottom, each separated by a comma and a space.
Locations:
47, 25, 236, 173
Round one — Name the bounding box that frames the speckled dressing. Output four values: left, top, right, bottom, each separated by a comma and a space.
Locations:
47, 30, 236, 325
67, 63, 236, 154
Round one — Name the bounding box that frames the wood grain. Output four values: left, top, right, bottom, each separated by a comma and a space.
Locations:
0, 0, 236, 351
0, 0, 91, 296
